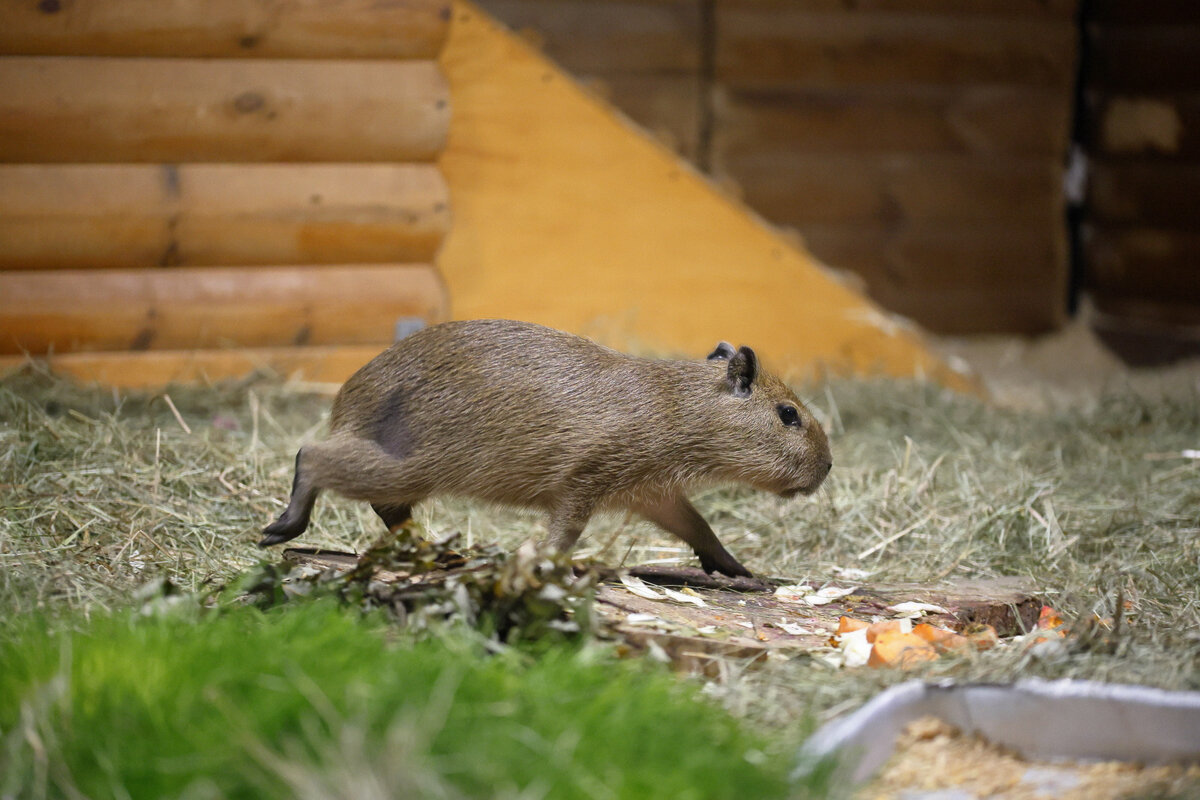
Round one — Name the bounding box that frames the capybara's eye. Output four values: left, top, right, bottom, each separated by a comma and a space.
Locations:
776, 404, 802, 428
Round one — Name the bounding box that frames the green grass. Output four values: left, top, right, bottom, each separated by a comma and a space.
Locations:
0, 600, 802, 800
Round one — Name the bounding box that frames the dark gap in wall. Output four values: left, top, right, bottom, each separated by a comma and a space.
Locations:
696, 0, 716, 174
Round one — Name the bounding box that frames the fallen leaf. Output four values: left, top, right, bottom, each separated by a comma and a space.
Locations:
774, 583, 812, 600
887, 601, 951, 616
663, 587, 707, 607
814, 585, 857, 600
620, 574, 666, 601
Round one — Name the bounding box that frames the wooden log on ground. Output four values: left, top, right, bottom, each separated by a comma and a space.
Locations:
0, 264, 447, 355
0, 164, 450, 269
0, 0, 452, 59
0, 57, 449, 163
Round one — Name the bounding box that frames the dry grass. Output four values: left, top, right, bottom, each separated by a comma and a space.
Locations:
2, 364, 1198, 734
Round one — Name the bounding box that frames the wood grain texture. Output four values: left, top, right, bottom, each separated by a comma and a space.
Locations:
1085, 228, 1200, 306
0, 346, 389, 388
436, 1, 974, 388
717, 0, 1077, 19
717, 153, 1065, 226
0, 264, 447, 355
0, 57, 450, 163
1089, 163, 1200, 227
480, 0, 702, 72
715, 85, 1071, 157
800, 222, 1067, 334
715, 8, 1078, 89
0, 164, 450, 269
0, 0, 452, 59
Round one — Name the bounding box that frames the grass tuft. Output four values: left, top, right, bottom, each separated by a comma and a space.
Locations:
0, 601, 800, 799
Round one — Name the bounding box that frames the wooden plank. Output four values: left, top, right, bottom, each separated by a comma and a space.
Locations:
0, 264, 447, 355
715, 85, 1071, 157
1085, 228, 1200, 307
715, 153, 1065, 226
717, 0, 1078, 20
0, 0, 452, 59
1087, 92, 1200, 159
1089, 26, 1200, 93
1089, 163, 1200, 228
799, 222, 1067, 334
0, 164, 450, 269
479, 0, 702, 73
0, 346, 388, 388
715, 8, 1078, 89
436, 1, 976, 389
0, 57, 449, 163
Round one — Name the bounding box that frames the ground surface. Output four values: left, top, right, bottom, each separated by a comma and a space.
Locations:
2, 321, 1199, 797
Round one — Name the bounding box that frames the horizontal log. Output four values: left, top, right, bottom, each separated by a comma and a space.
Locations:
715, 8, 1078, 88
1089, 163, 1200, 228
0, 57, 449, 163
0, 346, 389, 389
798, 222, 1067, 334
716, 85, 1071, 157
0, 264, 447, 355
716, 153, 1064, 226
0, 0, 451, 59
0, 164, 450, 269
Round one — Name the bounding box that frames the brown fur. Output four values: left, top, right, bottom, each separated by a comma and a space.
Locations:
259, 319, 832, 577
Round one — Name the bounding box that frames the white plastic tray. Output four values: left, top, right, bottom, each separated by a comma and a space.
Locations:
796, 678, 1200, 786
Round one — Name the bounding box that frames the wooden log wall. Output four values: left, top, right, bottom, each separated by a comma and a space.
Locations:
475, 0, 1079, 334
1082, 0, 1200, 363
0, 0, 452, 375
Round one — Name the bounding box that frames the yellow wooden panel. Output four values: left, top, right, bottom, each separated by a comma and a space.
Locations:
437, 1, 972, 388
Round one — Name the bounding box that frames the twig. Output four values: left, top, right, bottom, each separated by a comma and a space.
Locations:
162, 393, 192, 435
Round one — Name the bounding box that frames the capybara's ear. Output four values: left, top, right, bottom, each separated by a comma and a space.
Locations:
707, 342, 736, 361
724, 346, 757, 398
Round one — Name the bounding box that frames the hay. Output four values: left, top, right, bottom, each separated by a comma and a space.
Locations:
2, 364, 1198, 729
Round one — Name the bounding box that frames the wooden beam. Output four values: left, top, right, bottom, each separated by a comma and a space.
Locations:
0, 164, 450, 269
437, 2, 974, 388
0, 346, 389, 389
0, 57, 449, 163
0, 264, 447, 355
0, 0, 452, 59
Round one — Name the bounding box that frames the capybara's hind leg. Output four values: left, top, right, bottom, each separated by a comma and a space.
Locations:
371, 503, 413, 534
258, 449, 319, 547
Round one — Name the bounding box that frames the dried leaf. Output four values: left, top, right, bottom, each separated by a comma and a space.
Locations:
619, 574, 666, 601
